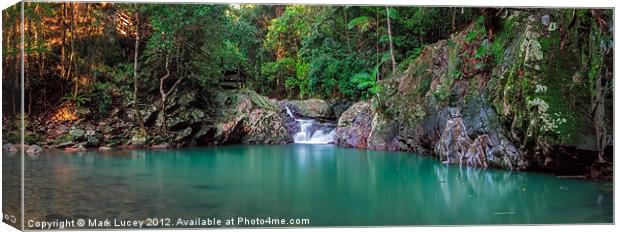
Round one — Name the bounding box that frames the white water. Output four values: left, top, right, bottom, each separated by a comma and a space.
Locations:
285, 106, 336, 144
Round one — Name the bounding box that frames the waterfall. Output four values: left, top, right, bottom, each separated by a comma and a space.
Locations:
285, 106, 336, 144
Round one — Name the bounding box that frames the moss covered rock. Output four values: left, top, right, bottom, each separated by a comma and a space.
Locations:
333, 9, 612, 177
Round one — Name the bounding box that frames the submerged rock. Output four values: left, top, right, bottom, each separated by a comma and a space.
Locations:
151, 144, 169, 149
26, 144, 43, 154
2, 143, 18, 152
64, 144, 86, 152
54, 141, 76, 149
98, 146, 112, 151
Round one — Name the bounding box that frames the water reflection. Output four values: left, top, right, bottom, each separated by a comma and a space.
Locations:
2, 144, 613, 227
2, 151, 22, 228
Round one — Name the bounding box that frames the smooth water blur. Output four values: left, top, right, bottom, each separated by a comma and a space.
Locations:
3, 144, 613, 226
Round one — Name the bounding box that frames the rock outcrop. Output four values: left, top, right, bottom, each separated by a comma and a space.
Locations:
334, 9, 613, 177
199, 90, 292, 145
40, 89, 292, 149
333, 102, 372, 148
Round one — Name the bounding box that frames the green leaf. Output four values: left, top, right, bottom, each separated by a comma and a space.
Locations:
386, 7, 399, 20
348, 16, 373, 32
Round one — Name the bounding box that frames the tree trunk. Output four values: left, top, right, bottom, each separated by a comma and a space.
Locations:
386, 6, 397, 75
70, 3, 78, 101
133, 9, 146, 131
13, 10, 19, 115
159, 55, 183, 134
60, 3, 67, 81
343, 7, 352, 54
375, 8, 380, 81
26, 13, 31, 116
592, 50, 612, 164
159, 56, 171, 134
452, 8, 457, 30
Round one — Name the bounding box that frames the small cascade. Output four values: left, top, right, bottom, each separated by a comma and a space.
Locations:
285, 106, 336, 144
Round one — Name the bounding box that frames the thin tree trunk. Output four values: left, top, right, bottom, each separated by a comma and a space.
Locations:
71, 4, 78, 100
343, 7, 352, 54
13, 10, 19, 115
60, 3, 66, 81
452, 8, 457, 31
386, 6, 397, 75
375, 8, 380, 81
592, 49, 612, 164
26, 13, 31, 116
159, 55, 183, 134
133, 9, 145, 130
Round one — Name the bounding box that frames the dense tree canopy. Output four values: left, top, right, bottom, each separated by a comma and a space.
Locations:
2, 3, 479, 120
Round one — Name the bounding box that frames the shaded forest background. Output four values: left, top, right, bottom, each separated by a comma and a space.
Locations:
2, 3, 478, 125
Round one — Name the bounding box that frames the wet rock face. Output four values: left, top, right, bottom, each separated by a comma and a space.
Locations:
433, 112, 496, 168
367, 112, 400, 151
428, 106, 523, 169
333, 102, 372, 148
281, 108, 300, 137
435, 114, 473, 165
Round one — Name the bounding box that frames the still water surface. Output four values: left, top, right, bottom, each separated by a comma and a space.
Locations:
2, 144, 613, 227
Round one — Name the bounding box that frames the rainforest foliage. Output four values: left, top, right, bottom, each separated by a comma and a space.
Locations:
2, 3, 478, 121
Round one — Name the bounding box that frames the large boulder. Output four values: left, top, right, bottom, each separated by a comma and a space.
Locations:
367, 110, 400, 151
243, 108, 292, 144
198, 90, 292, 145
210, 115, 248, 145
68, 127, 86, 141
85, 129, 102, 147
334, 102, 372, 148
130, 128, 148, 147
283, 99, 335, 120
173, 127, 193, 145
51, 125, 103, 148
